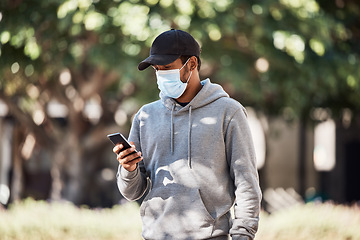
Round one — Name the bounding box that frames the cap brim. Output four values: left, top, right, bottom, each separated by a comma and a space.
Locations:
138, 54, 180, 71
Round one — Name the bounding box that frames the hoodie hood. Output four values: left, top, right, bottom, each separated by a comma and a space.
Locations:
160, 78, 229, 111
159, 78, 229, 168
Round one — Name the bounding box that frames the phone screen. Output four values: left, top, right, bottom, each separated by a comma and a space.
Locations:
107, 133, 138, 152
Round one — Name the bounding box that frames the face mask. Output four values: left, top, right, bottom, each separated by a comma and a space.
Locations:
155, 58, 192, 99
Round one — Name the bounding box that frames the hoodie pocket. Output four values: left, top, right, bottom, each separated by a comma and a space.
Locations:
140, 186, 215, 239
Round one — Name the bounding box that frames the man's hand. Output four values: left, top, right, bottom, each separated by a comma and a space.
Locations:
113, 141, 142, 172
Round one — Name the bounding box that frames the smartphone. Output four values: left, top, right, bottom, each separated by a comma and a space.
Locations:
107, 133, 137, 153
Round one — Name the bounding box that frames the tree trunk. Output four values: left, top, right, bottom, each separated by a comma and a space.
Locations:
10, 125, 24, 202
298, 117, 307, 199
50, 130, 84, 204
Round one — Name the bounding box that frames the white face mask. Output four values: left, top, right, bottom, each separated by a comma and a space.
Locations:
155, 58, 192, 99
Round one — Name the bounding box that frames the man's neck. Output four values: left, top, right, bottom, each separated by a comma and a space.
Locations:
176, 78, 202, 103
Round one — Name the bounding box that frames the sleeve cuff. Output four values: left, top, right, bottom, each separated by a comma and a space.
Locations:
119, 164, 139, 180
232, 235, 252, 240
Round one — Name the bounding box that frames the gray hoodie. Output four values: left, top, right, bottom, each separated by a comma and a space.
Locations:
117, 79, 262, 240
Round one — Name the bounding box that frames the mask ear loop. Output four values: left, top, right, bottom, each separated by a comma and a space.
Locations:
186, 71, 192, 83
179, 58, 191, 71
180, 58, 193, 83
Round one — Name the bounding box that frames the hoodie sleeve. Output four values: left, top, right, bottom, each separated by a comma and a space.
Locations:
225, 107, 262, 239
116, 111, 149, 201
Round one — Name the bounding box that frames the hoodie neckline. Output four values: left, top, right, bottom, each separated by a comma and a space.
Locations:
176, 101, 190, 107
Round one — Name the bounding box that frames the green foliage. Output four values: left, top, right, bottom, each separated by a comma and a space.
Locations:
1, 0, 359, 118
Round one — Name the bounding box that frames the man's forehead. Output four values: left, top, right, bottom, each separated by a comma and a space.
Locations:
153, 58, 182, 67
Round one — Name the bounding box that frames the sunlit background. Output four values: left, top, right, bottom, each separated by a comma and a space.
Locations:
0, 0, 359, 224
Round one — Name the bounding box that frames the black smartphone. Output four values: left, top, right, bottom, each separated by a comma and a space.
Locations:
107, 133, 137, 153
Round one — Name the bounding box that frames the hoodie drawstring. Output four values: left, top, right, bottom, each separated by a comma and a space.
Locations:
171, 104, 175, 154
170, 104, 193, 169
188, 106, 192, 168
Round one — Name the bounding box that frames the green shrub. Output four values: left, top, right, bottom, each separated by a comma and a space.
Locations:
1, 199, 359, 240
0, 198, 142, 240
256, 202, 360, 240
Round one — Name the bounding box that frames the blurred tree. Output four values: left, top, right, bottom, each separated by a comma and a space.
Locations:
0, 0, 162, 205
0, 0, 359, 205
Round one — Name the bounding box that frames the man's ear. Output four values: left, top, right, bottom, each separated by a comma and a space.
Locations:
189, 56, 198, 71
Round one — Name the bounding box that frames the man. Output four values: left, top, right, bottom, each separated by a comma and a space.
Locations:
113, 29, 262, 240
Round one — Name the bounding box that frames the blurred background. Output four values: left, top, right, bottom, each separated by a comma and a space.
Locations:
0, 0, 359, 213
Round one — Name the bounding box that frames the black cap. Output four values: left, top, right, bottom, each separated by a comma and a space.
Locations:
138, 29, 201, 71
